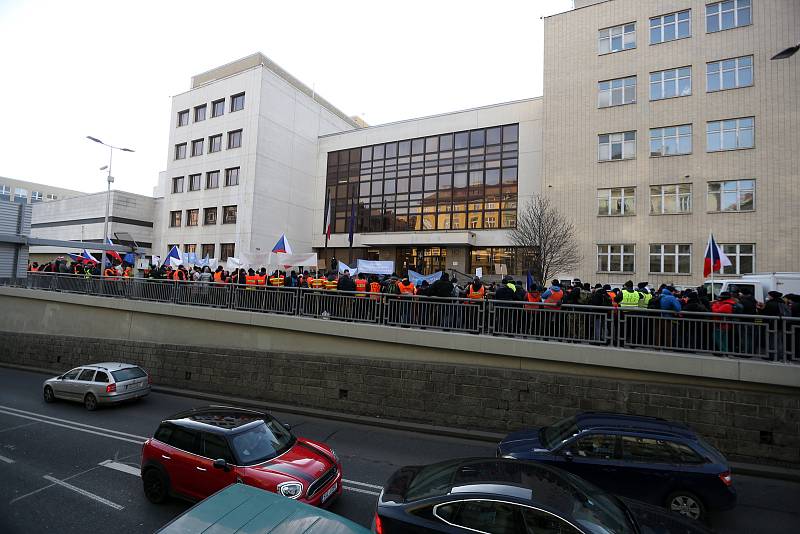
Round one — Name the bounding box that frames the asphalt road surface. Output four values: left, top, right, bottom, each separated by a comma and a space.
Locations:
0, 367, 797, 533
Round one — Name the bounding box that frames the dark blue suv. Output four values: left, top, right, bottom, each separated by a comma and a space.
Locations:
497, 412, 736, 522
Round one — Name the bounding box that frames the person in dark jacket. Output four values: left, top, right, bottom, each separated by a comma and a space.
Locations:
734, 286, 758, 355
429, 272, 454, 298
682, 289, 708, 350
337, 270, 356, 292
513, 281, 527, 302
493, 277, 517, 301
761, 291, 789, 360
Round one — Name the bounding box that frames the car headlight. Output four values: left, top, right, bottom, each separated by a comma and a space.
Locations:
277, 481, 303, 499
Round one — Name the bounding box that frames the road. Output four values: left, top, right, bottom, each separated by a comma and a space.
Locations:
0, 367, 797, 533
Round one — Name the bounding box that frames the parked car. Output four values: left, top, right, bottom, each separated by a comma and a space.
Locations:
374, 457, 711, 533
141, 406, 342, 508
157, 482, 369, 534
496, 412, 736, 522
42, 362, 150, 411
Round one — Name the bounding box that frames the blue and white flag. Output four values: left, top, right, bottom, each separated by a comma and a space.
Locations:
162, 245, 181, 267
185, 252, 198, 265
407, 270, 444, 286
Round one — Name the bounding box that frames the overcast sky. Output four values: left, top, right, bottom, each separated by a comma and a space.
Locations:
0, 0, 573, 196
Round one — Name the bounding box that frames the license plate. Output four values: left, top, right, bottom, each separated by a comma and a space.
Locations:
322, 483, 337, 503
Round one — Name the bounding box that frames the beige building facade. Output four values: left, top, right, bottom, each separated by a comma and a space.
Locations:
543, 0, 800, 286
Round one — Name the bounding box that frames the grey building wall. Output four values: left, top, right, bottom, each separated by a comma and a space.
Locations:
0, 201, 31, 277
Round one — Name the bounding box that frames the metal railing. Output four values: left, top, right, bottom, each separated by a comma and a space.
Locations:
2, 273, 797, 364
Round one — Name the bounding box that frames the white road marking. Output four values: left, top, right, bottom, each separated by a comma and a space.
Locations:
43, 475, 124, 510
343, 485, 381, 496
0, 408, 145, 445
99, 460, 140, 477
342, 478, 383, 490
0, 453, 14, 463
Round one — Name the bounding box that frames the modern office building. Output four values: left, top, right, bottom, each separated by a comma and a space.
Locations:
315, 100, 542, 275
543, 0, 799, 285
29, 191, 155, 263
0, 176, 84, 204
152, 53, 360, 262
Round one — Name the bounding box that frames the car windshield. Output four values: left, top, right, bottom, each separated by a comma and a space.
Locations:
557, 470, 635, 534
404, 459, 463, 502
229, 419, 294, 466
540, 416, 579, 449
111, 367, 147, 382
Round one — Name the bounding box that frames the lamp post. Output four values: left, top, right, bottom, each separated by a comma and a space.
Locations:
86, 136, 134, 277
771, 43, 799, 60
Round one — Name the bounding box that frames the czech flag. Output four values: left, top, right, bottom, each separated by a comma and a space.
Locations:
81, 249, 99, 264
162, 245, 181, 267
272, 233, 293, 254
703, 233, 732, 277
105, 237, 122, 263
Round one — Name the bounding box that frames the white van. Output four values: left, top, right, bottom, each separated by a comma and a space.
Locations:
704, 272, 800, 302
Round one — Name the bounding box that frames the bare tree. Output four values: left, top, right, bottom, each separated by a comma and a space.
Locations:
510, 195, 582, 284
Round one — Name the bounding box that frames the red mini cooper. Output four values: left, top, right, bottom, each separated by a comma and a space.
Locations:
141, 406, 342, 507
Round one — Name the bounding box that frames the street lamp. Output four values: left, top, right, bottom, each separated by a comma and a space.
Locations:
771, 43, 799, 60
86, 136, 135, 277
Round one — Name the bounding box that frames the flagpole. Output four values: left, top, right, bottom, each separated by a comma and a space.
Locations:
709, 232, 715, 299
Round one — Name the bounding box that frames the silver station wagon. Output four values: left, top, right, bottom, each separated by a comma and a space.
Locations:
43, 362, 151, 411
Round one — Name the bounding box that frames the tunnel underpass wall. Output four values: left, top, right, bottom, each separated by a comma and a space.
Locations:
0, 288, 798, 466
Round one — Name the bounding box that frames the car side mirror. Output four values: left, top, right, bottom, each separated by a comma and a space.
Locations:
58, 375, 65, 380
282, 422, 291, 431
213, 459, 229, 471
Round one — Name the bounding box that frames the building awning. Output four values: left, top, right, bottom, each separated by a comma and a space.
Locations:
361, 231, 476, 247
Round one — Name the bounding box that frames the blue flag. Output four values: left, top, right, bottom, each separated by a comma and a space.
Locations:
527, 270, 534, 292
162, 245, 181, 266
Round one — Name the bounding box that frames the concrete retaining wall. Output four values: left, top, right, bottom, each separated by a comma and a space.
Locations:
0, 288, 798, 465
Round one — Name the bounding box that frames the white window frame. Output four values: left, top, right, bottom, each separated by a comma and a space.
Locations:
707, 179, 755, 212
597, 187, 636, 216
177, 109, 189, 127
175, 143, 186, 160
706, 0, 752, 33
14, 187, 27, 200
650, 10, 691, 44
720, 243, 755, 275
597, 244, 636, 273
598, 76, 636, 108
598, 23, 636, 54
707, 117, 754, 151
31, 191, 43, 201
650, 125, 692, 157
649, 244, 692, 274
598, 131, 636, 161
0, 184, 10, 196
649, 184, 692, 214
650, 67, 692, 100
707, 55, 753, 92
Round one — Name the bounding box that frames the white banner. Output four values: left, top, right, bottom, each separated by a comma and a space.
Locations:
338, 261, 357, 276
356, 259, 394, 275
241, 252, 268, 270
169, 257, 182, 268
271, 252, 318, 268
226, 257, 243, 271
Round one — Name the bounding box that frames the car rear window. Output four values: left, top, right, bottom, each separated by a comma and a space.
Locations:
111, 367, 147, 382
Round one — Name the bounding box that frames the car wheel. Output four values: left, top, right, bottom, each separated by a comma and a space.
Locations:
143, 468, 169, 504
666, 490, 706, 521
43, 386, 55, 403
84, 393, 98, 411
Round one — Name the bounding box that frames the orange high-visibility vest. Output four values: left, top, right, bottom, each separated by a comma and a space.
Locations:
398, 281, 416, 295
467, 284, 485, 299
213, 271, 222, 282
311, 278, 324, 289
324, 279, 338, 290
256, 275, 267, 286
245, 275, 257, 285
525, 291, 542, 310
544, 288, 563, 305
269, 275, 284, 287
355, 279, 367, 296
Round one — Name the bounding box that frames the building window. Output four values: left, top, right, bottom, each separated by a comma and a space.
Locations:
0, 184, 9, 200
223, 205, 237, 224
204, 207, 217, 225
706, 0, 751, 33
209, 134, 222, 153
211, 99, 224, 117
172, 176, 184, 194
46, 193, 57, 200
183, 244, 197, 253
326, 124, 518, 233
598, 131, 636, 161
650, 184, 692, 214
598, 23, 635, 54
707, 56, 753, 92
650, 10, 691, 44
650, 124, 692, 157
169, 210, 181, 227
597, 244, 635, 273
227, 129, 242, 149
193, 105, 206, 123
175, 143, 186, 160
597, 187, 635, 216
31, 191, 43, 202
188, 174, 201, 191
708, 179, 754, 212
177, 109, 189, 127
649, 244, 691, 274
191, 138, 204, 157
707, 117, 754, 151
186, 209, 199, 226
167, 244, 178, 254
225, 167, 239, 186
470, 248, 518, 275
201, 244, 215, 259
598, 76, 636, 108
721, 244, 755, 274
220, 243, 235, 261
14, 187, 28, 202
650, 67, 691, 100
231, 92, 245, 112
206, 170, 219, 189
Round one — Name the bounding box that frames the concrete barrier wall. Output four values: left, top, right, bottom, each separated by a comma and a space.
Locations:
0, 288, 798, 465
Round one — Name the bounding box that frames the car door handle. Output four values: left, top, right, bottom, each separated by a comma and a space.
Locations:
161, 455, 171, 460
196, 467, 207, 472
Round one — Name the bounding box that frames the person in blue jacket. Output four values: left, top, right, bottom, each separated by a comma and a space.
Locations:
659, 286, 682, 312
657, 286, 681, 347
